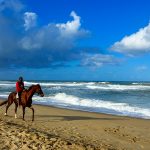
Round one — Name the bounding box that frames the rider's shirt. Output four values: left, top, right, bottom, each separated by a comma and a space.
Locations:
16, 81, 24, 92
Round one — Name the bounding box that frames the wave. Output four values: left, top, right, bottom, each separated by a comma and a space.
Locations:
0, 94, 8, 98
132, 83, 141, 85
98, 82, 110, 84
8, 81, 147, 92
132, 82, 150, 85
24, 81, 96, 87
1, 80, 150, 119
24, 81, 150, 91
86, 84, 150, 91
0, 82, 15, 87
0, 81, 16, 90
0, 83, 15, 86
33, 93, 150, 119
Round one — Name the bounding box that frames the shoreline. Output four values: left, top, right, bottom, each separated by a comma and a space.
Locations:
0, 99, 150, 149
37, 103, 150, 121
0, 98, 149, 121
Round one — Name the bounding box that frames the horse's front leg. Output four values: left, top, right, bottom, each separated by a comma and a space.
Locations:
22, 106, 26, 121
29, 106, 34, 121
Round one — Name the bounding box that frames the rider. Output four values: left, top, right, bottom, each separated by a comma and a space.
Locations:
16, 77, 25, 104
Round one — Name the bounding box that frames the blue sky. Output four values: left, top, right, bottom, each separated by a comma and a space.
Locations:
0, 0, 150, 81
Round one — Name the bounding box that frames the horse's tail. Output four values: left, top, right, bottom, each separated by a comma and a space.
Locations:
0, 100, 8, 106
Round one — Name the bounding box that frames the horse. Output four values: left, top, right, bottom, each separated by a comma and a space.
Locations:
0, 84, 44, 121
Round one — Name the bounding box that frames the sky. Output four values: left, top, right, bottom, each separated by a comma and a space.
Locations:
0, 0, 150, 81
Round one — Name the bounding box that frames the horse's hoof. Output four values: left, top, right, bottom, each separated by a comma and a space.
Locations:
4, 113, 7, 116
15, 114, 17, 119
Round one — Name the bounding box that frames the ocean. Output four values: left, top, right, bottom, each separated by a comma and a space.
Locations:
0, 80, 150, 119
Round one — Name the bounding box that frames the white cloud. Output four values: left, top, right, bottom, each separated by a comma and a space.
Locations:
20, 24, 76, 51
136, 65, 148, 71
20, 35, 41, 50
24, 12, 37, 31
81, 54, 120, 68
56, 11, 81, 35
110, 23, 150, 55
20, 11, 88, 51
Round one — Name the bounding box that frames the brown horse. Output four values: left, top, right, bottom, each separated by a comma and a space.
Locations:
0, 84, 44, 121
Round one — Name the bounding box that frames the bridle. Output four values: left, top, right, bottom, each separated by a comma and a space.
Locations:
36, 88, 44, 96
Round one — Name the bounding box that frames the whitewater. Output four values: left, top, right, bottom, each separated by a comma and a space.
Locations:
0, 80, 150, 119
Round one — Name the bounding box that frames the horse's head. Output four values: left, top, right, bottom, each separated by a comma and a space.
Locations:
35, 84, 44, 97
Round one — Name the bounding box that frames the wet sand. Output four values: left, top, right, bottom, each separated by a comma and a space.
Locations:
0, 99, 150, 150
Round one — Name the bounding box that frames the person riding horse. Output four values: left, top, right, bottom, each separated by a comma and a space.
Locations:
0, 84, 44, 121
16, 77, 25, 105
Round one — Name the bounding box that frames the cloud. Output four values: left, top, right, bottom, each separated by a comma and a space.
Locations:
0, 0, 119, 69
0, 0, 24, 53
0, 3, 90, 68
20, 11, 88, 51
56, 11, 81, 34
136, 65, 148, 71
80, 54, 120, 68
110, 23, 150, 56
20, 24, 75, 51
0, 0, 23, 12
24, 12, 37, 31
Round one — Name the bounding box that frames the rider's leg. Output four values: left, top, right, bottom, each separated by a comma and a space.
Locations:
18, 92, 22, 105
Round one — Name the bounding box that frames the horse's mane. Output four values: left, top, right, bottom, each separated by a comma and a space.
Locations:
27, 84, 40, 92
27, 85, 34, 92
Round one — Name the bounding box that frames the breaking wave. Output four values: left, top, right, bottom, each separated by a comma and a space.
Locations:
33, 93, 150, 119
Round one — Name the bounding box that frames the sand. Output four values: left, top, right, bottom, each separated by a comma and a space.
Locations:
0, 99, 150, 150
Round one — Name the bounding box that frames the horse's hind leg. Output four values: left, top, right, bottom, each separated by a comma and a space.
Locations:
14, 101, 18, 118
5, 99, 13, 116
22, 106, 26, 121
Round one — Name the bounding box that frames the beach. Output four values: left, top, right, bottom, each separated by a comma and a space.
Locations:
1, 0, 150, 149
0, 99, 150, 150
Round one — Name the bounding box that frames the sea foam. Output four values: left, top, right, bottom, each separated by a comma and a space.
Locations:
33, 92, 150, 119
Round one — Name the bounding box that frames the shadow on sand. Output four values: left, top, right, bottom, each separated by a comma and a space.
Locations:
35, 115, 127, 121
